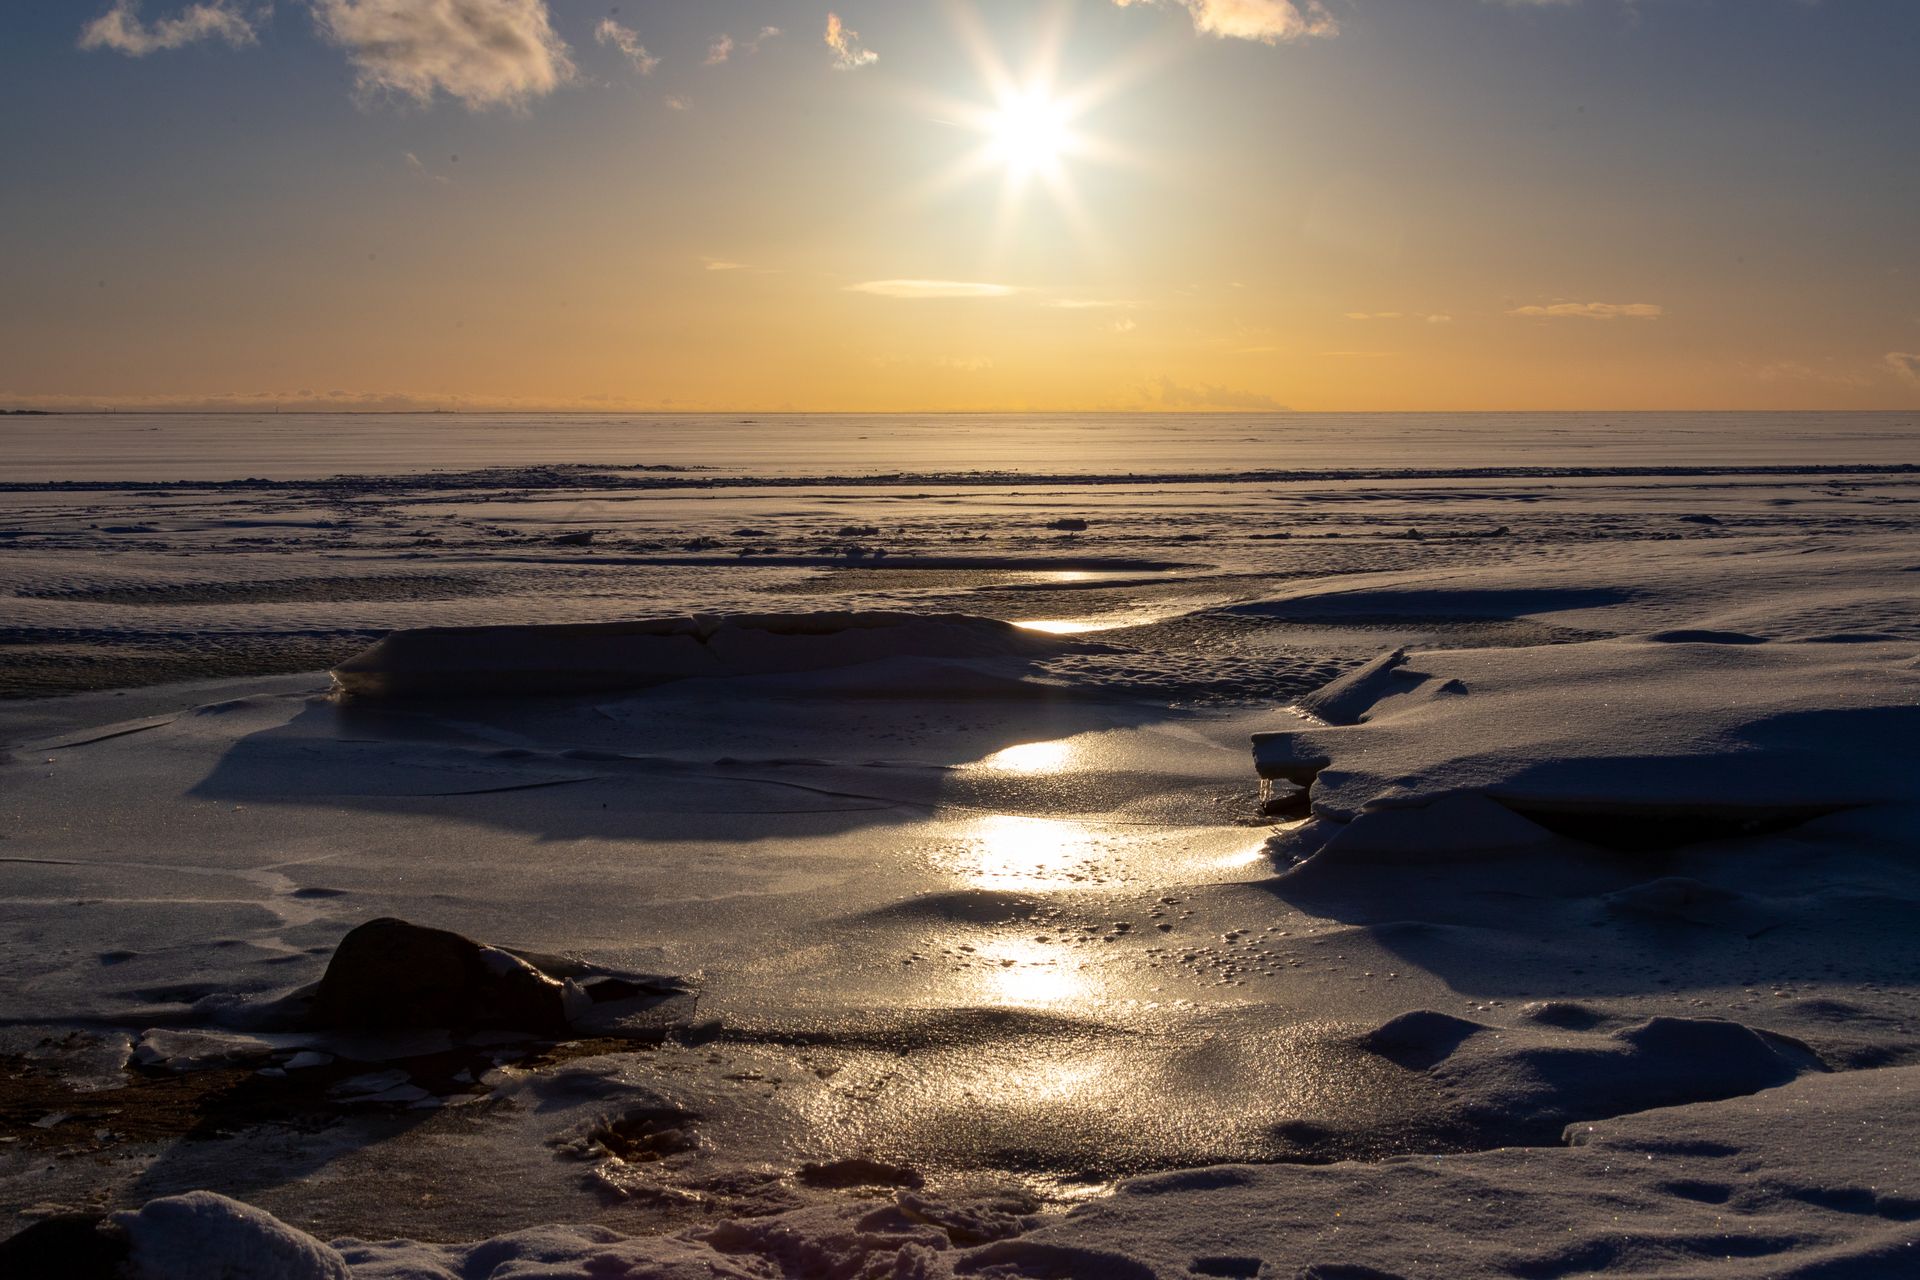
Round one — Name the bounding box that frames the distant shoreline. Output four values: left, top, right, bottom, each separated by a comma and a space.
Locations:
3, 408, 1918, 418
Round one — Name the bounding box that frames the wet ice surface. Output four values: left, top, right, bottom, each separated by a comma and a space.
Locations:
2, 418, 1920, 1274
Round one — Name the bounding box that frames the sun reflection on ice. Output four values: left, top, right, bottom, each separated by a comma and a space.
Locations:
977, 738, 1077, 774
972, 937, 1091, 1007
944, 814, 1106, 891
1016, 618, 1107, 635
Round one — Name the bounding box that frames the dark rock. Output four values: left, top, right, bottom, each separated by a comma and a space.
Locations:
0, 1214, 129, 1280
1677, 514, 1721, 526
308, 918, 570, 1034
1261, 782, 1310, 818
1046, 517, 1090, 532
553, 530, 597, 546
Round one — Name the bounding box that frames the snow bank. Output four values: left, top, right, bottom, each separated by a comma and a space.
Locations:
331, 612, 1083, 698
1255, 639, 1920, 861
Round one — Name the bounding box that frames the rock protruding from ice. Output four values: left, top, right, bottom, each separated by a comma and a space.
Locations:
332, 611, 1081, 698
1254, 638, 1920, 861
131, 1028, 277, 1073
308, 918, 573, 1035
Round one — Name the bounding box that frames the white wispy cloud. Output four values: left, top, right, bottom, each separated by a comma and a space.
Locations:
705, 34, 734, 66
825, 13, 877, 70
595, 18, 657, 75
1887, 353, 1920, 384
1346, 311, 1454, 324
78, 0, 261, 57
310, 0, 574, 111
1508, 301, 1664, 320
1113, 0, 1338, 45
847, 280, 1018, 299
403, 151, 451, 184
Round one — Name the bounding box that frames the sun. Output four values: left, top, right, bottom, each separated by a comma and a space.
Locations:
989, 87, 1073, 178
899, 4, 1152, 252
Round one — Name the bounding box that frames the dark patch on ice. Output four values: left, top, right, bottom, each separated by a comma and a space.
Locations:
566, 1104, 702, 1164
956, 1239, 1157, 1279
797, 1157, 925, 1190
1785, 1186, 1920, 1221
1495, 799, 1842, 852
15, 573, 493, 607
290, 887, 347, 900
130, 983, 223, 1005
1658, 1179, 1734, 1204
0, 1212, 128, 1278
1296, 1266, 1408, 1280
1121, 1166, 1257, 1196
1191, 1254, 1264, 1277
1228, 586, 1639, 623
1645, 629, 1766, 645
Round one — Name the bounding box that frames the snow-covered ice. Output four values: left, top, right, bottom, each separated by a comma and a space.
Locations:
2, 414, 1918, 1275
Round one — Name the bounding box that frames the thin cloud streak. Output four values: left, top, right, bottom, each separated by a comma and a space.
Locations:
847, 280, 1019, 299
1509, 302, 1664, 320
595, 19, 658, 75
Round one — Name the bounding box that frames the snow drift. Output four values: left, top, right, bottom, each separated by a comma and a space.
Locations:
331, 611, 1085, 698
1254, 638, 1920, 863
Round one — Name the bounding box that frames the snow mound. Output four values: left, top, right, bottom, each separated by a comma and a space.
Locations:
1254, 639, 1920, 859
1362, 1010, 1824, 1143
332, 612, 1083, 698
113, 1192, 351, 1280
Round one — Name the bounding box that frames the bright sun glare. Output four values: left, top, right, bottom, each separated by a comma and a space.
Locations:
906, 6, 1144, 250
990, 88, 1072, 177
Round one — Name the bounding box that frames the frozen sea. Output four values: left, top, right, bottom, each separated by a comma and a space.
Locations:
0, 412, 1917, 1277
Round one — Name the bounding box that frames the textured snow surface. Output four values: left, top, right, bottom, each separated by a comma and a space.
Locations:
108, 1067, 1920, 1278
6, 428, 1920, 1272
1256, 639, 1920, 876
